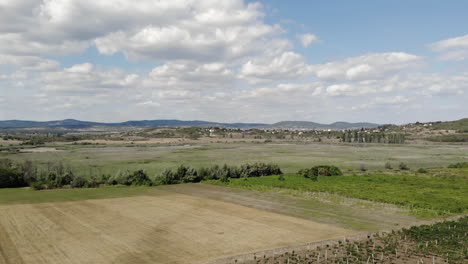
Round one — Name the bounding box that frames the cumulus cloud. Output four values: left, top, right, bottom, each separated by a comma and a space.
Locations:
430, 34, 468, 61
0, 0, 287, 63
298, 33, 319, 47
40, 63, 140, 93
312, 52, 423, 81
144, 61, 235, 92
239, 52, 312, 84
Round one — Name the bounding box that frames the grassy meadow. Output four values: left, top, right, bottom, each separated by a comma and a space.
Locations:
2, 142, 467, 178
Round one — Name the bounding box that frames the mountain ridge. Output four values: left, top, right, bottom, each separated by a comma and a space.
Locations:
0, 119, 380, 130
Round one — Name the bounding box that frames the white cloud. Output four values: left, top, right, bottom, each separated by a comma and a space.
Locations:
431, 34, 468, 51
0, 0, 288, 64
40, 63, 140, 93
65, 63, 93, 73
0, 54, 60, 71
375, 96, 410, 104
144, 61, 234, 92
95, 23, 284, 63
430, 34, 468, 61
298, 33, 319, 47
313, 52, 423, 81
239, 52, 312, 84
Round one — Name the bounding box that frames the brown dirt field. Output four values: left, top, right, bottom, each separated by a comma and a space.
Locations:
0, 194, 354, 264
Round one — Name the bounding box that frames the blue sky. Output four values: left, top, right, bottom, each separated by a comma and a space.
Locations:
0, 0, 467, 124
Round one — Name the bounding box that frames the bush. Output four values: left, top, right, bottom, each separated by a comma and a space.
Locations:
219, 171, 230, 183
86, 176, 101, 188
278, 174, 285, 181
128, 170, 152, 186
158, 168, 176, 185
447, 162, 468, 168
182, 167, 200, 183
0, 166, 27, 188
399, 162, 410, 170
384, 162, 392, 170
299, 169, 318, 181
299, 165, 342, 179
239, 162, 282, 177
30, 181, 45, 190
417, 168, 428, 173
71, 176, 88, 188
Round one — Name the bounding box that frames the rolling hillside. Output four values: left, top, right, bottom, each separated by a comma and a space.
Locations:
0, 119, 379, 130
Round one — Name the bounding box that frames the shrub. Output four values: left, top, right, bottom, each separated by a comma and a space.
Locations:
174, 165, 188, 182
384, 162, 392, 170
399, 162, 410, 170
128, 170, 152, 186
30, 181, 45, 190
113, 170, 131, 185
299, 169, 318, 181
219, 171, 230, 183
182, 167, 200, 183
57, 172, 74, 186
0, 166, 27, 188
158, 168, 176, 185
307, 165, 342, 177
417, 168, 428, 173
100, 174, 111, 184
278, 174, 285, 181
239, 162, 282, 177
86, 176, 101, 188
71, 176, 88, 188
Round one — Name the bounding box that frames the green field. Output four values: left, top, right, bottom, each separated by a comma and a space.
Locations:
207, 170, 468, 217
0, 185, 162, 205
2, 142, 467, 178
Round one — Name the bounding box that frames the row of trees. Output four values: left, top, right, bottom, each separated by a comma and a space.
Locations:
157, 163, 282, 185
0, 159, 282, 190
340, 131, 406, 144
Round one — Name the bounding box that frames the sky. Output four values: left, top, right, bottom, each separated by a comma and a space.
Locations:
0, 0, 467, 124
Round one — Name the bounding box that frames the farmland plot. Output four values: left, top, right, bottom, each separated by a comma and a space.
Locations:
0, 193, 353, 264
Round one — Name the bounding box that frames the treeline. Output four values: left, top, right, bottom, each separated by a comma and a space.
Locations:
1, 134, 101, 145
0, 159, 282, 190
425, 134, 468, 142
448, 162, 468, 168
339, 131, 405, 144
156, 163, 282, 185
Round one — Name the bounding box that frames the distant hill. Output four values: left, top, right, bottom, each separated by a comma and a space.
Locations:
270, 121, 379, 130
430, 118, 468, 131
0, 119, 381, 130
0, 119, 268, 129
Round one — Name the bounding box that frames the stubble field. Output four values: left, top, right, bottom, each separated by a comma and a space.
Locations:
0, 190, 354, 264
